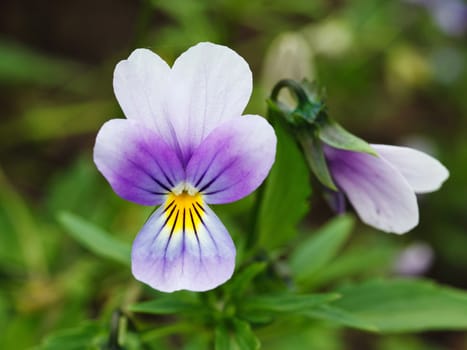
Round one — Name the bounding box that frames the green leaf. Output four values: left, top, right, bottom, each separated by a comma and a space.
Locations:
305, 304, 377, 332
256, 121, 311, 249
215, 325, 231, 350
129, 296, 201, 315
304, 242, 397, 289
242, 293, 339, 314
232, 319, 260, 350
228, 262, 267, 296
298, 132, 337, 190
58, 212, 131, 266
39, 322, 103, 350
318, 116, 377, 156
290, 215, 354, 282
334, 279, 467, 332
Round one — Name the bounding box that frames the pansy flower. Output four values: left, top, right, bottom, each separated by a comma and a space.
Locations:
324, 144, 449, 234
94, 43, 277, 292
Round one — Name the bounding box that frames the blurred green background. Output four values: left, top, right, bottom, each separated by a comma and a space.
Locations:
0, 0, 466, 349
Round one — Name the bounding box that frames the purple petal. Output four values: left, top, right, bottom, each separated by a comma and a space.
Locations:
324, 146, 418, 234
371, 144, 449, 194
93, 119, 184, 205
166, 42, 253, 161
131, 198, 236, 292
186, 115, 277, 204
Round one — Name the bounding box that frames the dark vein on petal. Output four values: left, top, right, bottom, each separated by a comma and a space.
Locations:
126, 157, 171, 192
181, 208, 186, 275
195, 202, 205, 213
170, 210, 179, 237
138, 142, 176, 188
163, 200, 175, 213
163, 209, 179, 260
200, 214, 219, 254
194, 151, 221, 188
198, 157, 238, 193
189, 208, 200, 244
162, 205, 177, 228
117, 175, 166, 196
192, 203, 205, 225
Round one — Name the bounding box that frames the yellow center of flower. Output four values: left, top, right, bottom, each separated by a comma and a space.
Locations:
163, 192, 205, 235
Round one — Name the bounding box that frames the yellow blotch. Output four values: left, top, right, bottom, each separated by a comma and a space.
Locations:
164, 192, 204, 234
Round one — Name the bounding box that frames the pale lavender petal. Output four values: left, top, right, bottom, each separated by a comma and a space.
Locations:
324, 146, 419, 234
393, 242, 434, 276
371, 144, 449, 194
113, 49, 177, 147
186, 115, 277, 204
93, 119, 184, 205
131, 201, 236, 292
166, 42, 253, 161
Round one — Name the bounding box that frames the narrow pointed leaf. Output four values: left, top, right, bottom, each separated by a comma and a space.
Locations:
58, 211, 131, 266
334, 279, 467, 332
129, 296, 201, 315
215, 325, 231, 350
228, 262, 267, 296
233, 319, 260, 350
305, 304, 378, 332
39, 322, 103, 350
243, 293, 339, 314
290, 215, 354, 282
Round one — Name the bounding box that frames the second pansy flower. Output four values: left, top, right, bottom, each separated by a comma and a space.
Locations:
94, 43, 277, 292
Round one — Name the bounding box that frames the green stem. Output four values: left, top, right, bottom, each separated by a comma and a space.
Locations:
270, 79, 309, 107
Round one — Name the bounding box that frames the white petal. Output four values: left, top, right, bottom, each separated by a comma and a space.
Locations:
167, 42, 253, 160
113, 49, 174, 138
131, 198, 235, 292
372, 144, 449, 193
325, 147, 419, 234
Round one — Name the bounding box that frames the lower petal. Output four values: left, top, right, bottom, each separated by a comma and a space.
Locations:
324, 146, 419, 234
131, 196, 236, 292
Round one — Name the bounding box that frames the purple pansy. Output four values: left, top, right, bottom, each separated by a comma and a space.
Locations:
94, 43, 277, 292
324, 144, 448, 234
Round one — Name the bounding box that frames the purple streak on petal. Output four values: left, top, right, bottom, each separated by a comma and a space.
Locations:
324, 145, 418, 234
186, 115, 277, 204
93, 119, 184, 205
131, 203, 236, 292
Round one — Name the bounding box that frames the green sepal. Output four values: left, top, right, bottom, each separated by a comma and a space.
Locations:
298, 130, 338, 190
317, 114, 377, 156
